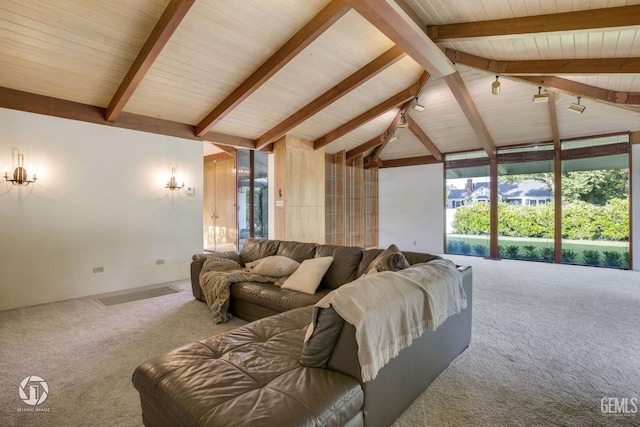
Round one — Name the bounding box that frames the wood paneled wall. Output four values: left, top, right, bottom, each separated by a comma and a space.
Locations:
326, 151, 378, 248
203, 154, 237, 252
274, 135, 326, 243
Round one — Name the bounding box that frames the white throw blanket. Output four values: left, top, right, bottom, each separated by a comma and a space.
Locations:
306, 259, 467, 382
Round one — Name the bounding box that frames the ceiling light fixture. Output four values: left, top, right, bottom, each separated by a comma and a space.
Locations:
532, 86, 549, 103
4, 152, 37, 186
569, 96, 586, 114
491, 76, 500, 95
388, 132, 398, 144
396, 116, 408, 128
412, 96, 425, 111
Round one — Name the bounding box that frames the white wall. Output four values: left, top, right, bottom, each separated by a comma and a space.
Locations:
379, 163, 444, 254
0, 108, 203, 310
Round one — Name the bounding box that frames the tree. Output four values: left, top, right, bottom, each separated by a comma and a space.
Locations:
499, 169, 628, 205
561, 169, 628, 205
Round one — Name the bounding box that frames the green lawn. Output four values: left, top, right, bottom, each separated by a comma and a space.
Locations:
446, 233, 629, 268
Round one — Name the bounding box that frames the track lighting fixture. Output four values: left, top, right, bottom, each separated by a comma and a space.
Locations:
568, 96, 586, 114
396, 116, 408, 128
388, 132, 398, 144
532, 86, 549, 103
412, 96, 425, 111
491, 76, 500, 95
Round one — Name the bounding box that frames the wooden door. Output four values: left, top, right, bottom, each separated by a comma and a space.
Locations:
203, 156, 237, 252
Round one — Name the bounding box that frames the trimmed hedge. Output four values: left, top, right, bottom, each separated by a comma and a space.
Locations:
451, 200, 629, 241
448, 240, 629, 268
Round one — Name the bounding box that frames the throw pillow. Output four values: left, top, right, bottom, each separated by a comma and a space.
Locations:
252, 255, 300, 277
300, 306, 345, 368
368, 244, 410, 273
282, 257, 334, 294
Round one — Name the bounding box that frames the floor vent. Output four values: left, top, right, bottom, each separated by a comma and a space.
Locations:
95, 286, 179, 307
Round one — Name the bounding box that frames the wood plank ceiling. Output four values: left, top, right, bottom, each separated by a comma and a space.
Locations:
1, 0, 639, 168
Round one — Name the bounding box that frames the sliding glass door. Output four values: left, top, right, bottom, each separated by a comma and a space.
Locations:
237, 150, 268, 250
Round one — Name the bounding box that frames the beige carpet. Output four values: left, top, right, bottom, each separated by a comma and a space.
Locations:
1, 258, 639, 426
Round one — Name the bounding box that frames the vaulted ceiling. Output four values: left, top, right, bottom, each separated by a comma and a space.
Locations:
1, 0, 639, 168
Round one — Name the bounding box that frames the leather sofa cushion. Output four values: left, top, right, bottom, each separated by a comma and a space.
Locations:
357, 249, 384, 278
403, 250, 442, 265
230, 281, 331, 313
315, 245, 364, 290
132, 306, 363, 427
193, 251, 242, 266
301, 306, 345, 368
240, 239, 280, 265
276, 240, 318, 262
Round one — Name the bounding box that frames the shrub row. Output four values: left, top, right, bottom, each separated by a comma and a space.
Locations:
446, 240, 629, 268
451, 199, 629, 241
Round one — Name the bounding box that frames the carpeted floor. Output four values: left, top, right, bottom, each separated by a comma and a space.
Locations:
1, 257, 639, 426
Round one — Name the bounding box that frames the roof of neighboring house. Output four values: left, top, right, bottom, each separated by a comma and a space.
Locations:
448, 179, 553, 200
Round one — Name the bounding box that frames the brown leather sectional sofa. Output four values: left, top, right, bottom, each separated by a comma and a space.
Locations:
133, 239, 473, 426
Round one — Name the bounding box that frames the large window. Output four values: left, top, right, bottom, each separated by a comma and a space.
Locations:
561, 135, 629, 268
444, 133, 631, 269
497, 145, 555, 262
445, 151, 491, 257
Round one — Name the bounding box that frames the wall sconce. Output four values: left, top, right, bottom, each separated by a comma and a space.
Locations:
4, 152, 37, 186
165, 164, 184, 190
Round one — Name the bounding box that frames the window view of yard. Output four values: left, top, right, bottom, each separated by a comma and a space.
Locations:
445, 136, 630, 269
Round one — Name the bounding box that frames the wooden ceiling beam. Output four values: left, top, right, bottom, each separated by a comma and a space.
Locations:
517, 75, 640, 106
346, 133, 387, 159
345, 0, 457, 77
547, 91, 561, 151
444, 71, 497, 157
367, 99, 414, 165
406, 115, 442, 161
446, 49, 640, 75
448, 49, 640, 109
378, 155, 440, 168
202, 132, 255, 149
255, 45, 406, 149
428, 5, 640, 42
195, 0, 351, 137
0, 85, 204, 142
313, 72, 429, 150
212, 144, 238, 157
106, 0, 195, 122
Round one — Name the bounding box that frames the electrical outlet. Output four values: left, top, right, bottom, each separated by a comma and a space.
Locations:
93, 267, 104, 273
156, 259, 165, 265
